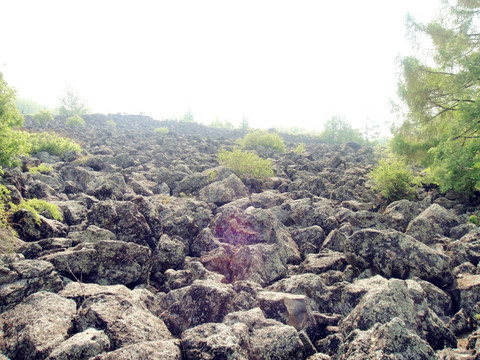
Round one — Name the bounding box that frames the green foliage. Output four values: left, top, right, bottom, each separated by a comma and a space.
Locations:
32, 109, 54, 125
154, 127, 169, 134
14, 98, 48, 115
0, 74, 81, 167
27, 132, 81, 157
28, 163, 53, 174
368, 154, 419, 202
293, 143, 306, 154
318, 115, 363, 145
16, 198, 63, 225
66, 115, 86, 127
106, 119, 116, 127
209, 117, 234, 129
0, 73, 26, 167
394, 2, 480, 194
0, 184, 10, 229
218, 148, 274, 180
180, 109, 195, 123
239, 130, 286, 153
469, 213, 480, 226
59, 87, 89, 116
0, 183, 62, 232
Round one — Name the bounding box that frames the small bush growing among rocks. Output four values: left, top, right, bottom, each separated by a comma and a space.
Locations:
154, 127, 169, 134
32, 109, 54, 125
239, 130, 285, 153
368, 154, 419, 202
218, 148, 274, 180
66, 115, 86, 127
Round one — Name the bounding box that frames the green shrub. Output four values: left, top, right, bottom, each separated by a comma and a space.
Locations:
32, 109, 54, 125
469, 213, 480, 226
239, 130, 286, 153
0, 183, 62, 231
0, 129, 29, 167
65, 115, 85, 127
154, 127, 169, 134
0, 184, 10, 229
293, 143, 306, 154
16, 198, 63, 224
368, 154, 419, 202
106, 119, 116, 127
28, 163, 53, 174
218, 148, 274, 180
27, 132, 81, 157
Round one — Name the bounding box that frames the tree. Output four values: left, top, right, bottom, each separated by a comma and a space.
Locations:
318, 115, 363, 145
58, 87, 88, 116
394, 0, 480, 193
14, 98, 48, 115
0, 72, 26, 166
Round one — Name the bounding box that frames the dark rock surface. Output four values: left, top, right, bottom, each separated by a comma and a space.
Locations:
0, 114, 479, 359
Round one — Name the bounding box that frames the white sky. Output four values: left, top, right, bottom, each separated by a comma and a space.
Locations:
1, 0, 441, 132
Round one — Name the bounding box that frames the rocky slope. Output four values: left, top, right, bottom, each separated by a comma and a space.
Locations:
1, 114, 480, 360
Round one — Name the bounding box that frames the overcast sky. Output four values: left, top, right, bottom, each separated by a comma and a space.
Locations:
1, 0, 441, 132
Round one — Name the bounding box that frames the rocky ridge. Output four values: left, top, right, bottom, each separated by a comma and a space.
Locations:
1, 114, 480, 359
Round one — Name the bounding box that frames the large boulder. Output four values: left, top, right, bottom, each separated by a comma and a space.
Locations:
42, 240, 151, 286
160, 279, 236, 336
46, 328, 111, 360
341, 278, 456, 350
266, 273, 334, 314
345, 229, 453, 286
12, 209, 68, 242
200, 243, 288, 286
76, 293, 173, 350
1, 291, 77, 360
91, 340, 181, 360
88, 200, 153, 248
199, 174, 249, 206
181, 322, 251, 360
256, 290, 317, 339
0, 257, 63, 312
195, 206, 301, 263
339, 317, 437, 360
406, 203, 461, 244
223, 308, 306, 360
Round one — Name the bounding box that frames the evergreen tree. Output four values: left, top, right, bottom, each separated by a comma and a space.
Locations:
395, 0, 480, 193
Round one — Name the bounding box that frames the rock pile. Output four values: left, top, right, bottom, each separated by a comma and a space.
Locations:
1, 114, 480, 359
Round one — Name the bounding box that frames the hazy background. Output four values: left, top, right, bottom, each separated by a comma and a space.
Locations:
1, 0, 440, 132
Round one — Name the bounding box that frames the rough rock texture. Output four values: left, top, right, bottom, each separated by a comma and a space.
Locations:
1, 114, 479, 359
1, 291, 77, 360
345, 229, 453, 286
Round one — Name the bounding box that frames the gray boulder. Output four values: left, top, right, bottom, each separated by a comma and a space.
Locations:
266, 273, 334, 314
406, 203, 461, 244
341, 278, 456, 350
181, 322, 251, 360
46, 328, 110, 360
339, 317, 437, 360
223, 308, 305, 360
256, 290, 317, 339
0, 258, 63, 312
76, 293, 173, 349
199, 174, 249, 205
12, 209, 68, 242
42, 240, 151, 286
345, 229, 453, 286
88, 200, 153, 248
160, 279, 236, 336
1, 291, 76, 360
200, 243, 288, 286
90, 340, 181, 360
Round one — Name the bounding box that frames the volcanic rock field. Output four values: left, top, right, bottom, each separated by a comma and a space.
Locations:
1, 114, 480, 359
